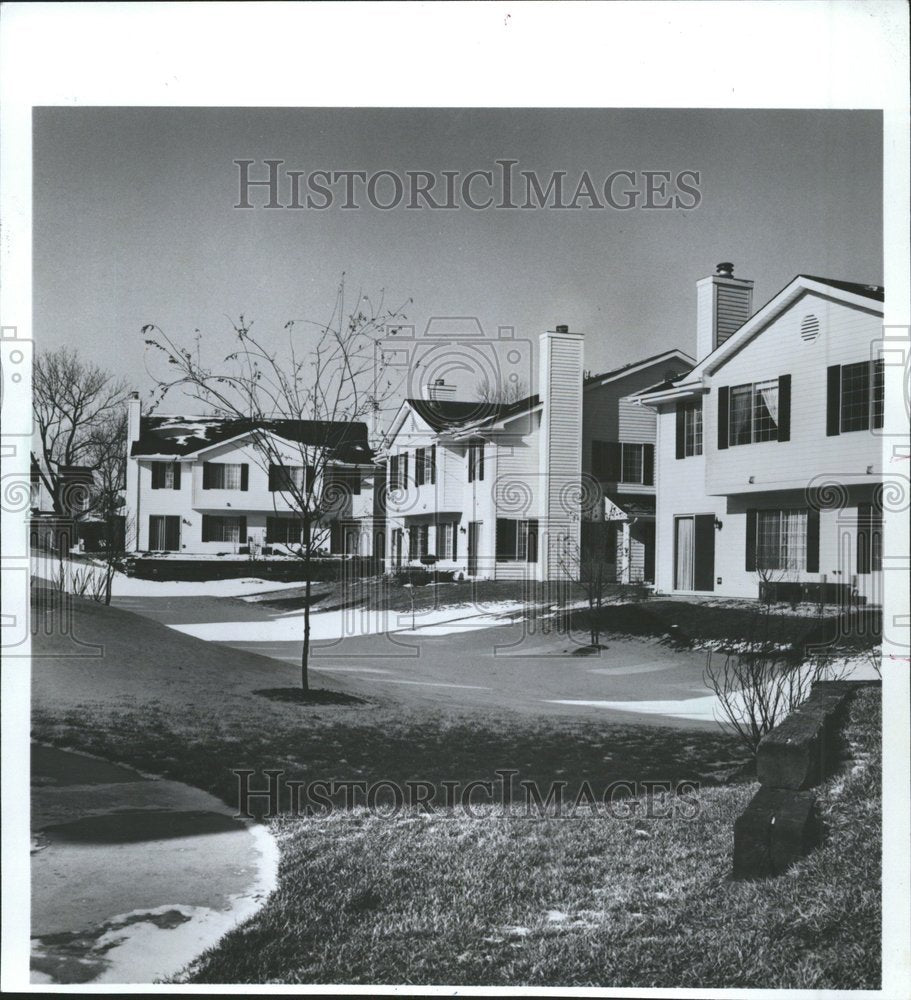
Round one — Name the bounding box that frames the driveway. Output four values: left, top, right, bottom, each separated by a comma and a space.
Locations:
112, 593, 723, 728
31, 743, 277, 984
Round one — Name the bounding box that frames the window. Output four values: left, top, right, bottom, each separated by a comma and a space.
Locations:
468, 439, 485, 482
201, 514, 247, 544
266, 516, 308, 546
324, 468, 361, 498
675, 400, 703, 458
591, 441, 653, 484
755, 509, 808, 571
409, 523, 429, 559
149, 515, 180, 551
429, 444, 436, 485
415, 447, 426, 486
729, 379, 780, 445
268, 464, 313, 493
389, 454, 399, 490
621, 444, 643, 483
151, 461, 181, 490
496, 518, 538, 562
831, 360, 885, 434
203, 462, 248, 490
435, 522, 458, 560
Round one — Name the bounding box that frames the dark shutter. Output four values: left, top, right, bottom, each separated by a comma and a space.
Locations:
717, 386, 729, 450
430, 445, 436, 485
693, 514, 715, 592
203, 463, 213, 490
202, 514, 213, 542
151, 463, 163, 489
873, 358, 885, 430
643, 444, 655, 486
165, 516, 180, 551
605, 442, 622, 482
268, 465, 278, 491
826, 365, 841, 436
402, 452, 409, 486
777, 374, 791, 442
478, 443, 484, 482
238, 515, 248, 541
675, 404, 686, 459
745, 509, 757, 571
527, 520, 539, 564
172, 463, 181, 490
856, 502, 871, 574
806, 507, 820, 573
451, 522, 457, 560
496, 519, 517, 560
240, 464, 249, 491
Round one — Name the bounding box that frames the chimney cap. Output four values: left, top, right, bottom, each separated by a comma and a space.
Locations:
129, 390, 140, 400
555, 324, 569, 334
715, 262, 735, 277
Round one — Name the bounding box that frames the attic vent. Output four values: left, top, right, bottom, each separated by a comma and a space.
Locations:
800, 313, 820, 342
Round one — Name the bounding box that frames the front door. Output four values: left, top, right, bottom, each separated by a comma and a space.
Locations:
467, 521, 480, 576
674, 514, 714, 591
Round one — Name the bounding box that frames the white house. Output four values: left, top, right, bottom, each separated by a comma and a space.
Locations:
379, 326, 584, 581
124, 397, 378, 555
642, 264, 885, 604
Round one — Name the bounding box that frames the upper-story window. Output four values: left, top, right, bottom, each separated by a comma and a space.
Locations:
591, 441, 654, 485
467, 439, 485, 482
827, 360, 884, 435
268, 464, 314, 493
202, 462, 248, 490
324, 468, 361, 497
730, 380, 779, 445
675, 400, 703, 459
415, 445, 436, 487
151, 461, 181, 490
389, 452, 409, 490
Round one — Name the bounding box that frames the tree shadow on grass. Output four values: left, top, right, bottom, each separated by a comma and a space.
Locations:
252, 687, 367, 707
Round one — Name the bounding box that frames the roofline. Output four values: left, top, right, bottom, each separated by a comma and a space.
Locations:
583, 348, 695, 389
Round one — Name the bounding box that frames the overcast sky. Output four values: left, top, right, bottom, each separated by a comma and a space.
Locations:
33, 107, 882, 411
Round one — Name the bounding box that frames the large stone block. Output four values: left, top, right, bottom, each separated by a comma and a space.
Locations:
733, 785, 821, 879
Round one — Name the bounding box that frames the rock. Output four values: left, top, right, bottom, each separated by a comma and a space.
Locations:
733, 785, 821, 879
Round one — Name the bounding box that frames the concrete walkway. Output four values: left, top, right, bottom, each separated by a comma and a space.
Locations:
31, 744, 277, 985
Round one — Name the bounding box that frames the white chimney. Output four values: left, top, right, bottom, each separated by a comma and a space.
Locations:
127, 391, 142, 443
696, 262, 754, 361
538, 324, 584, 582
426, 379, 456, 401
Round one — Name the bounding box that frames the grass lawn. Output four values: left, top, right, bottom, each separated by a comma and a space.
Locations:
30, 595, 880, 988
176, 688, 882, 989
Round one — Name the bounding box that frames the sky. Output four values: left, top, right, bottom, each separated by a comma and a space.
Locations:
33, 107, 882, 417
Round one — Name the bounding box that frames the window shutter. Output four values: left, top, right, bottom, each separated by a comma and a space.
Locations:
451, 522, 457, 560
873, 358, 885, 430
717, 386, 729, 450
305, 466, 316, 493
202, 514, 213, 542
826, 365, 841, 436
777, 374, 791, 442
402, 452, 409, 486
268, 465, 278, 491
675, 404, 686, 459
239, 515, 248, 541
745, 508, 757, 571
240, 464, 249, 491
172, 463, 181, 490
151, 463, 162, 489
478, 443, 484, 482
806, 507, 820, 573
643, 444, 655, 486
430, 445, 436, 485
856, 503, 871, 574
203, 463, 213, 489
606, 442, 622, 482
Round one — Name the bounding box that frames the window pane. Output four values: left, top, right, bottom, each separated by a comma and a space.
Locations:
872, 359, 884, 430
753, 380, 779, 442
756, 510, 781, 569
621, 444, 643, 483
730, 386, 752, 445
781, 509, 807, 570
840, 361, 870, 432
684, 403, 703, 456
517, 520, 528, 560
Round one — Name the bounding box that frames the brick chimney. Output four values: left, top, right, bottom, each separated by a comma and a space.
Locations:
538, 324, 584, 581
696, 262, 754, 361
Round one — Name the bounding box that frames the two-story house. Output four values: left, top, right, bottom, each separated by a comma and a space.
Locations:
581, 349, 694, 584
641, 264, 885, 603
379, 326, 585, 581
124, 395, 378, 555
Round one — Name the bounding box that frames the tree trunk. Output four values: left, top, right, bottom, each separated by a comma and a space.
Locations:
301, 568, 311, 693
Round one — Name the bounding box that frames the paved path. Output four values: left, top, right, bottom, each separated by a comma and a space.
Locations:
111, 593, 724, 728
31, 743, 277, 985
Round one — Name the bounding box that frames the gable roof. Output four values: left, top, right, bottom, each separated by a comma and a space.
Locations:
583, 348, 694, 388
131, 415, 373, 463
642, 274, 885, 404
405, 394, 541, 433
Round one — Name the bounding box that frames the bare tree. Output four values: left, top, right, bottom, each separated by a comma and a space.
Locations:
559, 522, 615, 650
143, 278, 408, 694
474, 376, 529, 404
33, 348, 128, 515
